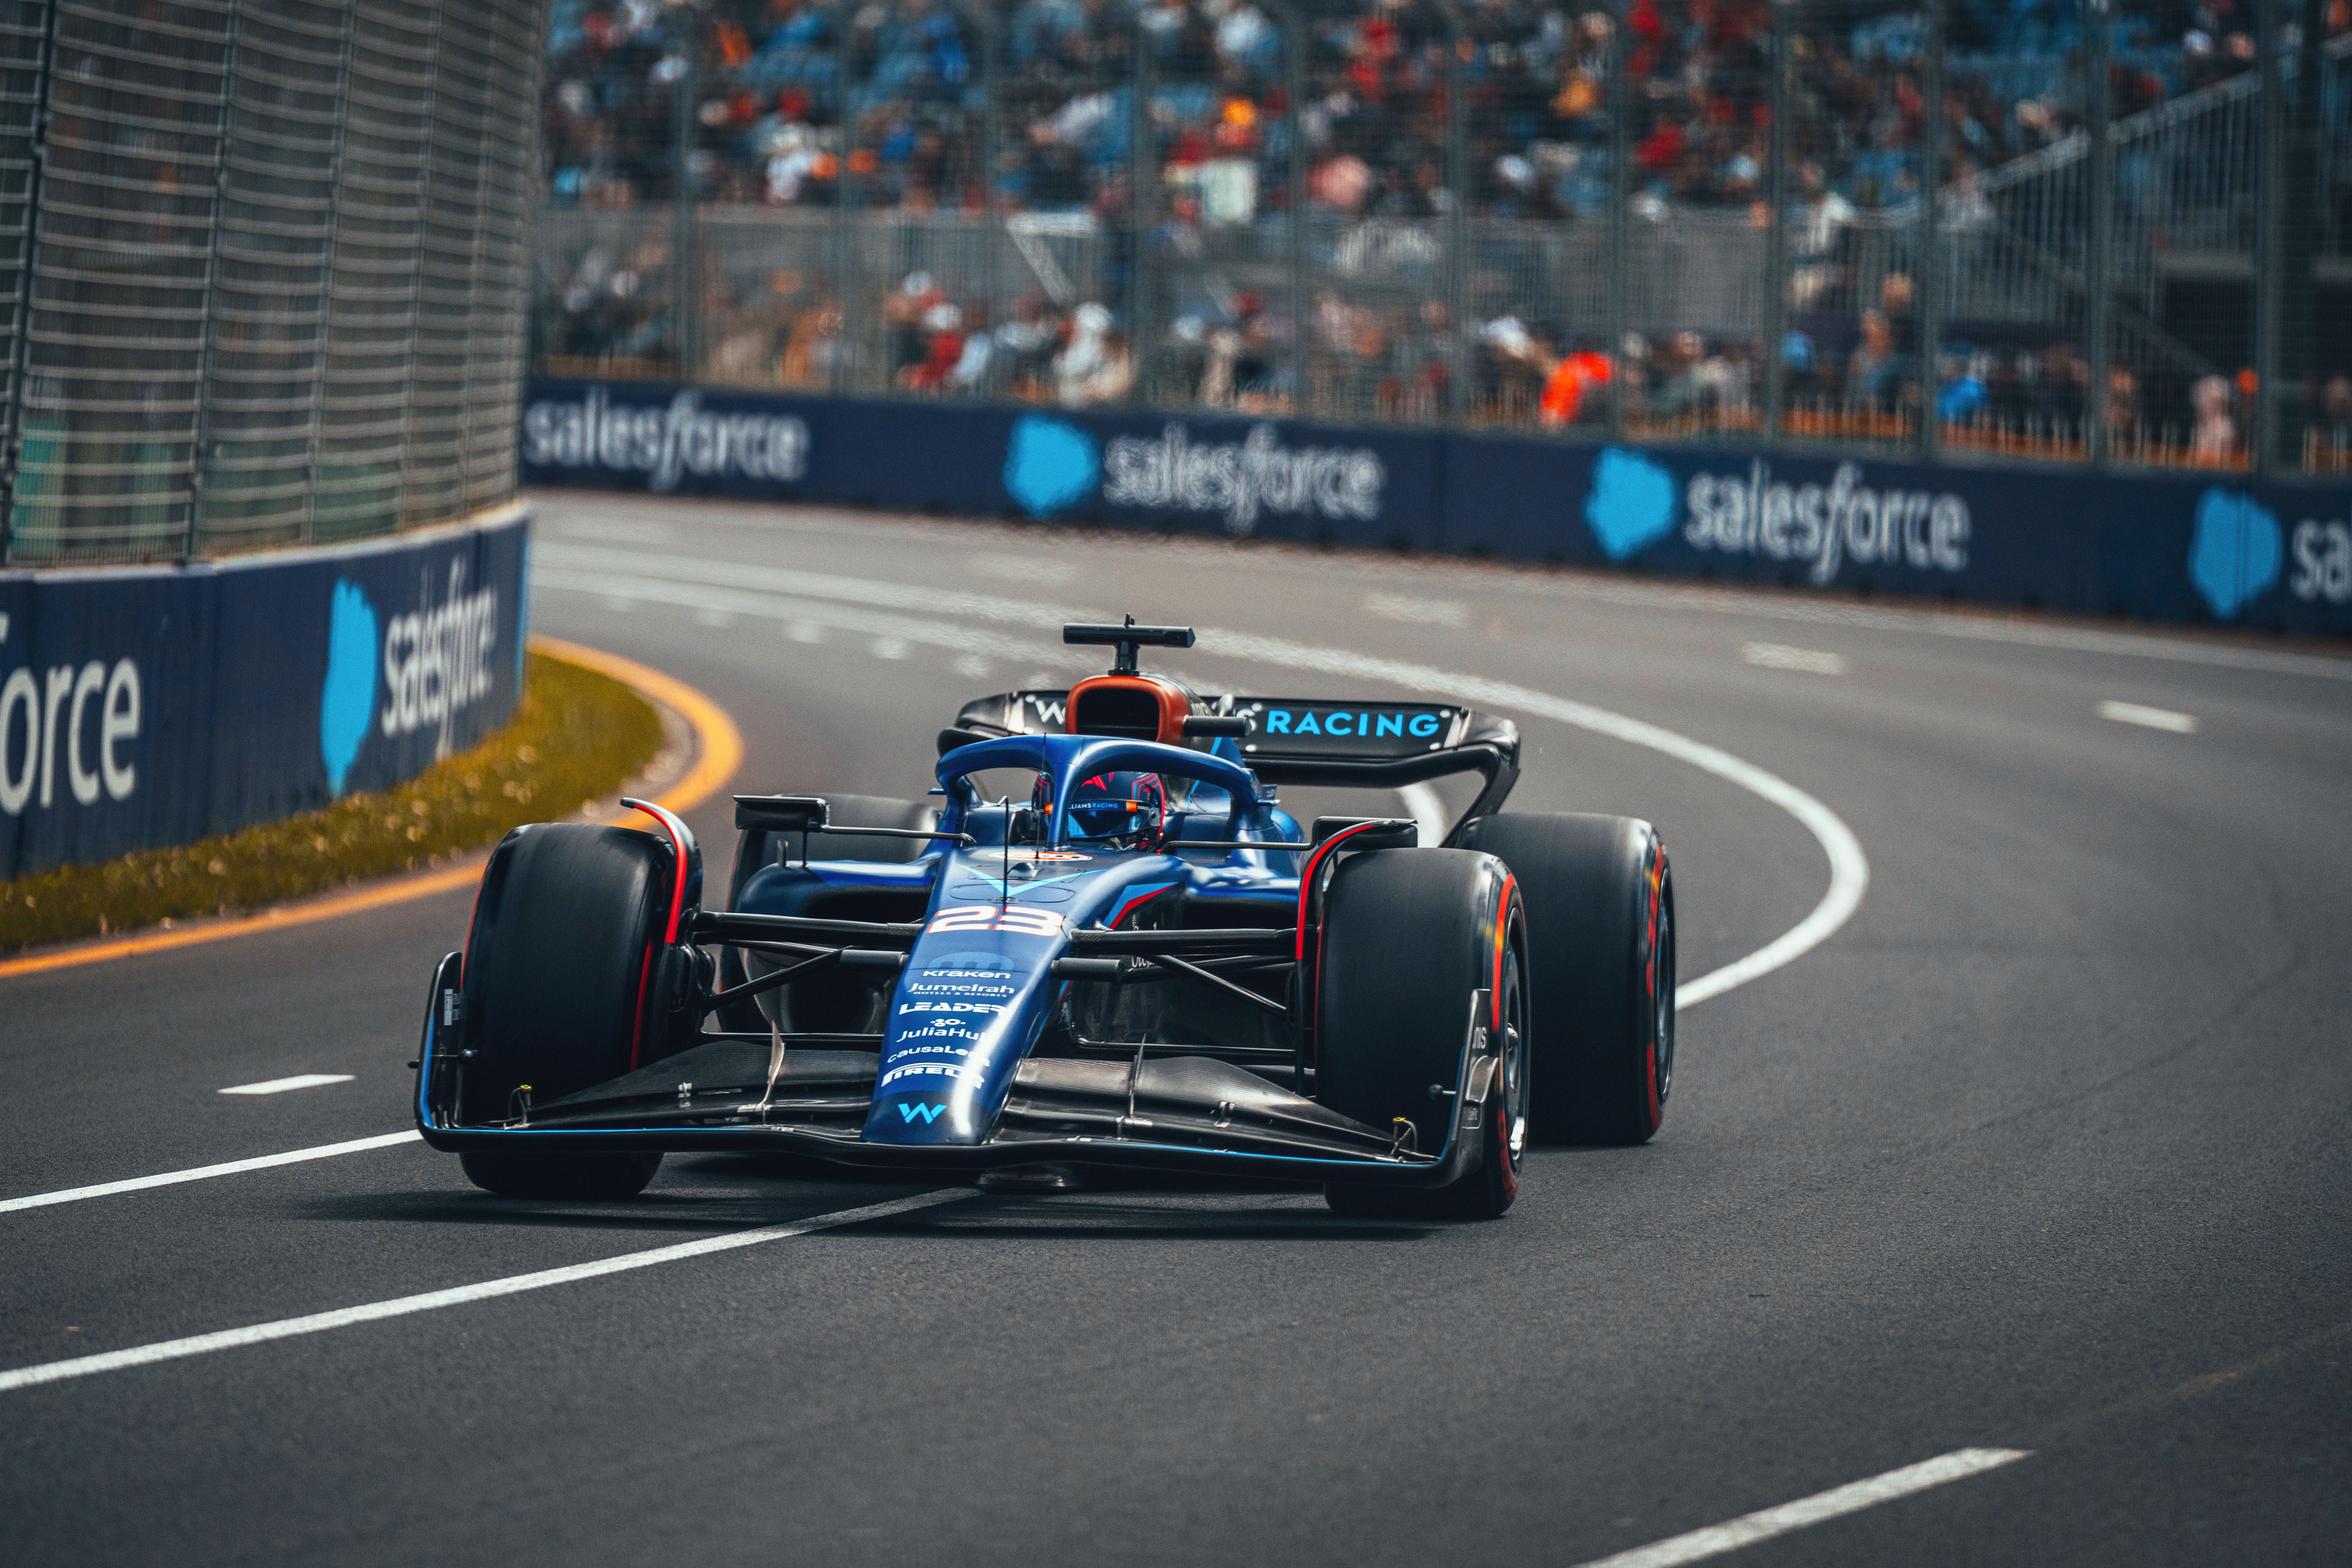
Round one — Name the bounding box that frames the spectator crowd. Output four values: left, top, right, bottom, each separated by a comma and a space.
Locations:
536, 0, 2352, 468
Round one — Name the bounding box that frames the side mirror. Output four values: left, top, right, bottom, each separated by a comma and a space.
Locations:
1008, 806, 1043, 845
735, 795, 829, 832
937, 726, 995, 756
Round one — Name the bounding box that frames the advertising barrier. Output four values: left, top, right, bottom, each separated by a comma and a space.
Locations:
0, 508, 529, 880
522, 379, 2352, 640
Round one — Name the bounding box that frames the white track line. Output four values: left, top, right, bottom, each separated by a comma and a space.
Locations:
1574, 1448, 2031, 1568
542, 525, 2352, 682
2098, 699, 2197, 734
1742, 642, 1848, 676
0, 1189, 970, 1393
539, 549, 1868, 1011
218, 1074, 354, 1096
0, 1131, 422, 1215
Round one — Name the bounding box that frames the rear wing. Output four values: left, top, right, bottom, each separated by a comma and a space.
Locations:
948, 690, 1520, 838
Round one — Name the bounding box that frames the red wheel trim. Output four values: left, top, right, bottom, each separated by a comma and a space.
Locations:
1292, 821, 1390, 962
1491, 873, 1517, 1032
622, 798, 694, 944
1494, 877, 1521, 1199
621, 799, 696, 1071
1641, 842, 1664, 1126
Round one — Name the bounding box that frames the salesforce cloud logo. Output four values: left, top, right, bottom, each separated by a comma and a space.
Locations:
2188, 487, 2282, 620
1583, 448, 1678, 560
1004, 414, 1101, 518
320, 579, 378, 796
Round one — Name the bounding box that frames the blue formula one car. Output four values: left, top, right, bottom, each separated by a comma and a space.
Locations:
415, 620, 1675, 1218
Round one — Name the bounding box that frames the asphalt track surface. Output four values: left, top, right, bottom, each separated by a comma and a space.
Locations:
7, 494, 2351, 1565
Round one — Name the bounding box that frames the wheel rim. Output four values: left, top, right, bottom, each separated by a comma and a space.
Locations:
1499, 930, 1530, 1169
1651, 880, 1676, 1108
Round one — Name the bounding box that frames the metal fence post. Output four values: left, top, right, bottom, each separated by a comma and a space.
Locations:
672, 6, 699, 385
0, 0, 58, 565
184, 1, 242, 561
832, 4, 852, 396
1760, 0, 1787, 449
1443, 1, 1466, 425
1605, 0, 1628, 440
392, 6, 442, 532
2252, 0, 2281, 473
1917, 0, 1942, 464
1130, 12, 1153, 406
298, 4, 358, 547
1284, 2, 1307, 421
2275, 0, 2327, 470
2085, 0, 2111, 467
978, 0, 999, 395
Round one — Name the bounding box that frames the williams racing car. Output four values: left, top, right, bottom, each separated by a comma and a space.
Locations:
414, 620, 1675, 1217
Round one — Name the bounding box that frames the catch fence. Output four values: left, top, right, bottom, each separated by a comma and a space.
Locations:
0, 0, 545, 567
534, 0, 2352, 478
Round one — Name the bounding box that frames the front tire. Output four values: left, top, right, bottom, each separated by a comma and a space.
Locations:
1454, 813, 1675, 1145
459, 1151, 661, 1200
1317, 848, 1527, 1220
458, 823, 673, 1198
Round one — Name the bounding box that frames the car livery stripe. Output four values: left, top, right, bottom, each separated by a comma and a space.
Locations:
1108, 882, 1178, 929
1293, 821, 1391, 964
621, 797, 698, 1074
622, 798, 695, 944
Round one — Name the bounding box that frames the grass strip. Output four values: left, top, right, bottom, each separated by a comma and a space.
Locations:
0, 652, 663, 954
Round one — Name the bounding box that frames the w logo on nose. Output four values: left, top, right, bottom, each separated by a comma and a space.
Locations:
898, 1102, 947, 1125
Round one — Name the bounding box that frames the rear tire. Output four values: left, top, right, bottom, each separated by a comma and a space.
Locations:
458, 823, 673, 1198
1317, 849, 1527, 1220
1454, 813, 1674, 1145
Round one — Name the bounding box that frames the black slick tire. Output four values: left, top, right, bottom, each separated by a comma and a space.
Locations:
1316, 848, 1527, 1220
1454, 812, 1675, 1145
458, 822, 672, 1199
458, 1150, 662, 1200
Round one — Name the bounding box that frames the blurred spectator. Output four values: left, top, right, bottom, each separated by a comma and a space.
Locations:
2103, 365, 2139, 441
1935, 343, 1988, 423
1648, 331, 1712, 423
1054, 301, 1140, 403
948, 302, 996, 391
780, 295, 843, 386
1198, 293, 1277, 407
896, 300, 968, 391
2190, 374, 2237, 463
1540, 339, 1614, 427
995, 291, 1063, 398
1845, 309, 1904, 410
2323, 376, 2352, 427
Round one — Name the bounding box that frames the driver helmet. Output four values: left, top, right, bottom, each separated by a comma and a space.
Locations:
1032, 769, 1168, 852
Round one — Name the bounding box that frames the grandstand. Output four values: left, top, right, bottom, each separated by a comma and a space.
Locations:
531, 0, 2352, 474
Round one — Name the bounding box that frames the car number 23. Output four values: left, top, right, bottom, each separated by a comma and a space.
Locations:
926, 904, 1067, 937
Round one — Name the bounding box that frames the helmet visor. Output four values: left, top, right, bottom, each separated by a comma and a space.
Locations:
1064, 798, 1156, 845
